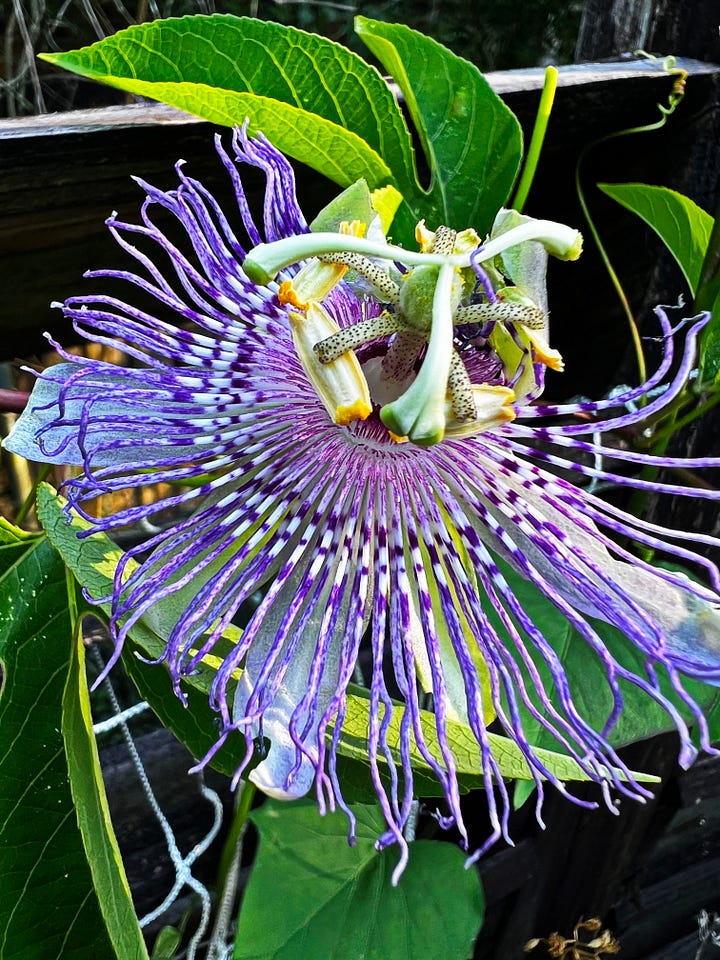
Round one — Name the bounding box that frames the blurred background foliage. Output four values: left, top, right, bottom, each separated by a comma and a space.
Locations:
1, 0, 584, 117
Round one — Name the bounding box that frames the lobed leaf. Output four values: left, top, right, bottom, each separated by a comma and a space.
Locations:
355, 16, 523, 235
235, 800, 484, 960
40, 16, 414, 209
40, 14, 525, 242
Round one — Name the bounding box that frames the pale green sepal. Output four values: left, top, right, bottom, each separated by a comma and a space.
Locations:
489, 323, 540, 405
309, 179, 376, 233
3, 362, 200, 467
307, 179, 400, 245
492, 208, 550, 314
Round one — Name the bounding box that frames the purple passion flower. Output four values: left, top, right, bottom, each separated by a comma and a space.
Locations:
5, 128, 720, 876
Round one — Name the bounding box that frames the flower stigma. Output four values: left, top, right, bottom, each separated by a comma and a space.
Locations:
253, 215, 577, 445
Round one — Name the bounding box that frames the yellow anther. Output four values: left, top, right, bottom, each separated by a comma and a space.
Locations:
415, 219, 435, 252
525, 329, 565, 372
452, 227, 482, 255
444, 385, 517, 439
415, 221, 480, 256
336, 399, 373, 427
285, 222, 367, 306
388, 430, 409, 444
289, 260, 346, 305
339, 220, 367, 238
278, 280, 307, 310
290, 302, 372, 427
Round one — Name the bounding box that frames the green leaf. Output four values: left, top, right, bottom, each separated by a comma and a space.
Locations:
355, 16, 523, 235
338, 685, 659, 786
0, 529, 145, 959
513, 779, 536, 811
597, 182, 713, 294
40, 15, 414, 197
41, 15, 527, 242
64, 593, 150, 960
235, 801, 484, 960
309, 179, 378, 232
703, 286, 720, 382
0, 516, 39, 545
560, 619, 720, 749
149, 927, 181, 960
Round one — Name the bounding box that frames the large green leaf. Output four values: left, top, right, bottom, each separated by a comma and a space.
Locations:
597, 182, 720, 381
598, 182, 713, 295
235, 801, 484, 960
355, 16, 523, 235
39, 16, 414, 199
0, 528, 147, 959
37, 484, 657, 793
40, 14, 525, 242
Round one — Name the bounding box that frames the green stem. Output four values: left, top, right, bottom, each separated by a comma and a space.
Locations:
216, 779, 256, 899
574, 59, 688, 387
645, 388, 720, 450
512, 66, 558, 214
0, 388, 29, 413
575, 147, 647, 385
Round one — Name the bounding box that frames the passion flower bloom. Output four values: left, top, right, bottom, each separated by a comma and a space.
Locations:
5, 128, 720, 876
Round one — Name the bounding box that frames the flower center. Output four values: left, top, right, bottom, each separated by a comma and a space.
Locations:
244, 214, 580, 446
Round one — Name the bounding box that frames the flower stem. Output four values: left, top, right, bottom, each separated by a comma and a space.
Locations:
512, 66, 558, 214
215, 779, 256, 902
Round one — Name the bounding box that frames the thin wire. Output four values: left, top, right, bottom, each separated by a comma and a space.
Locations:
89, 644, 224, 959
205, 787, 251, 960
